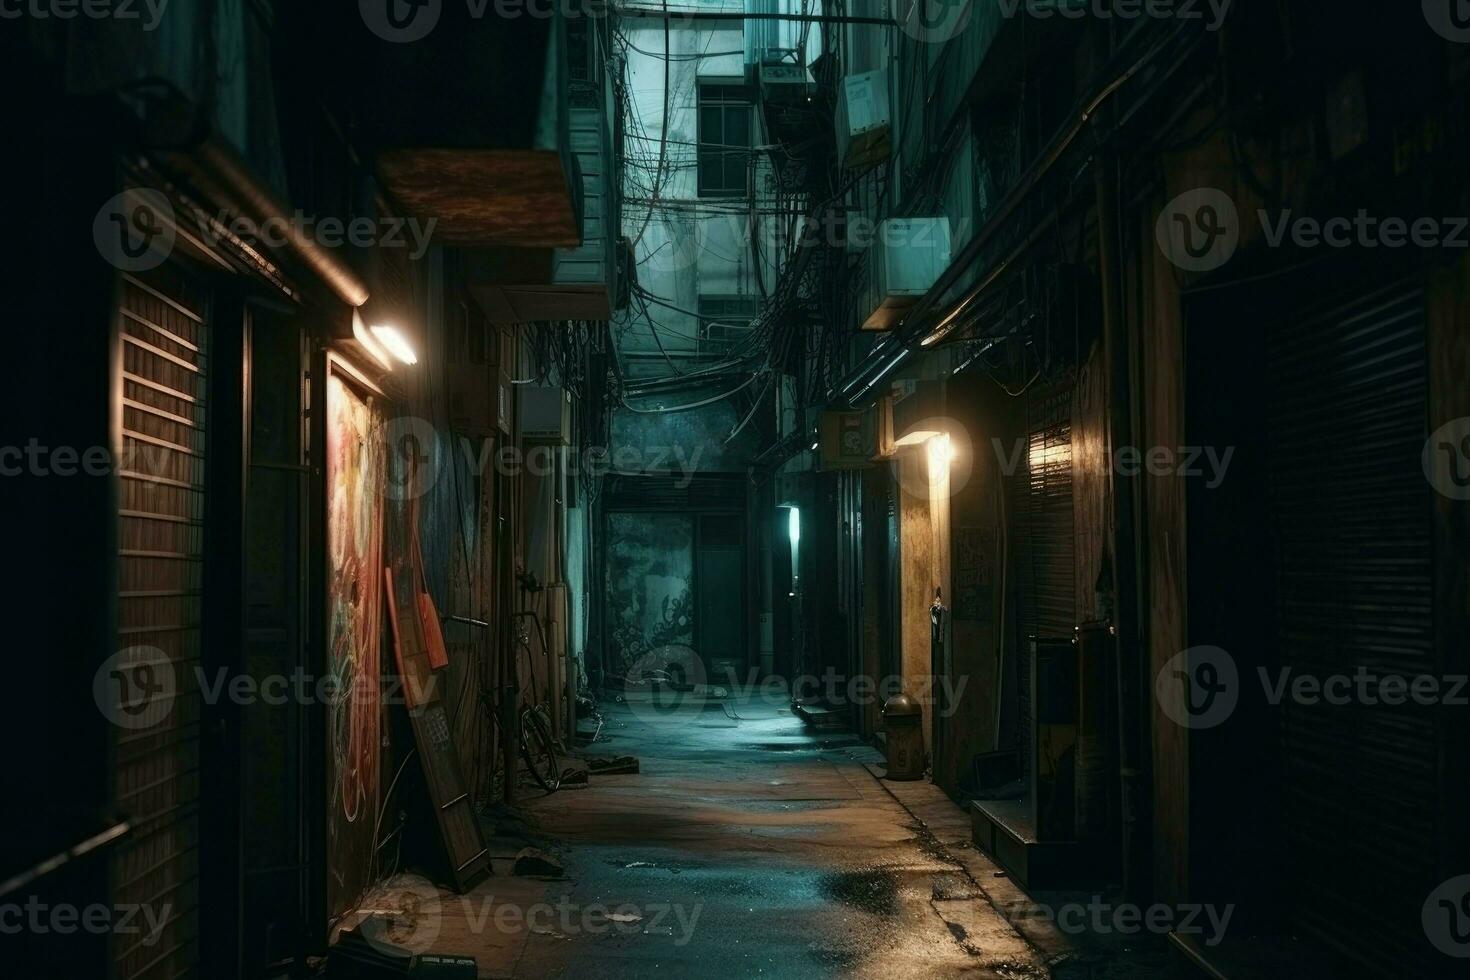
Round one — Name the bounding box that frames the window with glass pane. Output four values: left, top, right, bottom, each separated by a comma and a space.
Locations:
698, 83, 753, 198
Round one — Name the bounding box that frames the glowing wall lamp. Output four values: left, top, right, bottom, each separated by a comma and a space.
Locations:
926, 432, 956, 488
361, 297, 419, 366
350, 308, 394, 371
369, 324, 418, 365
785, 505, 801, 594
926, 432, 955, 470
893, 428, 941, 448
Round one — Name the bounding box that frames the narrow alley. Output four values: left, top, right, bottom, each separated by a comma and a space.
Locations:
5, 2, 1470, 979
370, 693, 1067, 979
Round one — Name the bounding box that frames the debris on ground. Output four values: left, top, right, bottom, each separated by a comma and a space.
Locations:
512, 846, 565, 878
412, 953, 477, 978
584, 754, 640, 775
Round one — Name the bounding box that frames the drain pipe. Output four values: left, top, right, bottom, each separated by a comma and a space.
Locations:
1095, 144, 1150, 903
163, 135, 371, 308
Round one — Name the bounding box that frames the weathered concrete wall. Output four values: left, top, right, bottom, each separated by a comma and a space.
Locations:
898, 452, 938, 751
1139, 190, 1189, 908
610, 398, 762, 473
935, 381, 1011, 794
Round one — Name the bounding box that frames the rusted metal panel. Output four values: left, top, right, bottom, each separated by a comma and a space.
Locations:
377, 149, 580, 248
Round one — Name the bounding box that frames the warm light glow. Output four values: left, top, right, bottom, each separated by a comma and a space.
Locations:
352, 315, 394, 371
894, 428, 941, 447
1028, 438, 1072, 475
927, 433, 956, 471
369, 324, 419, 365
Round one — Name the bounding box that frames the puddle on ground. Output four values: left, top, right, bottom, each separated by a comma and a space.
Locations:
820, 868, 900, 917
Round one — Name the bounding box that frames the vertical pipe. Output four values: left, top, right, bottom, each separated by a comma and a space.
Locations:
1095, 145, 1148, 900
499, 442, 518, 805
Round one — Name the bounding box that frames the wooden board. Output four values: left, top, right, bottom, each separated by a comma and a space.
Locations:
385, 566, 490, 892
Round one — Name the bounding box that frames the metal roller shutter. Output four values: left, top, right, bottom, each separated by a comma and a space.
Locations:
1265, 281, 1434, 975
1022, 385, 1077, 638
1010, 383, 1077, 773
112, 265, 209, 978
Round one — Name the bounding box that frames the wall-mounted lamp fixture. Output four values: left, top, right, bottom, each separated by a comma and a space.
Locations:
350, 308, 394, 372
368, 323, 418, 365
893, 428, 941, 448
360, 296, 420, 366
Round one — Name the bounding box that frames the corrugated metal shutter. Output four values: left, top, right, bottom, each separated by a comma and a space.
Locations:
1265, 281, 1434, 975
1022, 385, 1077, 637
1010, 383, 1076, 772
113, 265, 208, 978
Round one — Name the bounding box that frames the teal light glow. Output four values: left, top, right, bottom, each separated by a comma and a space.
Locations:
787, 506, 801, 546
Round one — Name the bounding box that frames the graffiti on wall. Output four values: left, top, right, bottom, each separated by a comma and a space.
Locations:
325, 366, 385, 913
605, 512, 695, 679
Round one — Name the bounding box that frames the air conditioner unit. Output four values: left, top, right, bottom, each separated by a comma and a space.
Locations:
835, 70, 891, 172
704, 322, 755, 348
817, 411, 869, 470
518, 385, 571, 444
757, 48, 812, 104
861, 217, 952, 331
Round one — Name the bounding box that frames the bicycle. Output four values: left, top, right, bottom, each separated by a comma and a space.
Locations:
475, 609, 561, 793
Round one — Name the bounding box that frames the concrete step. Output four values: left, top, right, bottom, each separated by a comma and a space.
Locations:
969, 799, 1111, 891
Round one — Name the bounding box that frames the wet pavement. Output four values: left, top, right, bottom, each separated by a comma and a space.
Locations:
469, 693, 1054, 979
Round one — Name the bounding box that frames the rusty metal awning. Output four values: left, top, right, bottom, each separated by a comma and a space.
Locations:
377, 148, 581, 249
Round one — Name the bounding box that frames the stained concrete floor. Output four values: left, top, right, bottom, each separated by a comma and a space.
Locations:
401, 693, 1059, 979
